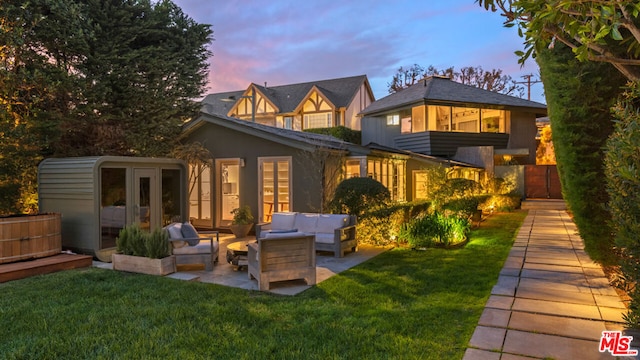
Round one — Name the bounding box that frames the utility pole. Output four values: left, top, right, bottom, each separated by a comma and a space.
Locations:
516, 74, 542, 101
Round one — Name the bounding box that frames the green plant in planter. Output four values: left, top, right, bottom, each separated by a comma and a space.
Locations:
231, 205, 254, 225
116, 223, 171, 259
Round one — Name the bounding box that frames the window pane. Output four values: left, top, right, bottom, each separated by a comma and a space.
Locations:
481, 109, 506, 133
411, 106, 426, 132
428, 105, 450, 131
414, 171, 428, 200
304, 113, 331, 129
345, 160, 360, 178
101, 168, 126, 249
162, 169, 182, 226
452, 107, 479, 132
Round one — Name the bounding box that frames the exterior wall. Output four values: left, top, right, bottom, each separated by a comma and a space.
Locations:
38, 157, 186, 256
344, 83, 374, 130
185, 124, 326, 226
361, 116, 398, 147
508, 111, 538, 164
453, 146, 495, 175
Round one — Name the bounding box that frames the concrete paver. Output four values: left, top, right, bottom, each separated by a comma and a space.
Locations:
464, 208, 634, 360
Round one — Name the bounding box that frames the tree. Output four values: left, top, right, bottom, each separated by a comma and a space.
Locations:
56, 0, 213, 157
387, 64, 524, 96
477, 0, 640, 81
0, 0, 212, 214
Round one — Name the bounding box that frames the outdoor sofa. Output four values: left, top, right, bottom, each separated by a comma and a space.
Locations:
255, 212, 357, 257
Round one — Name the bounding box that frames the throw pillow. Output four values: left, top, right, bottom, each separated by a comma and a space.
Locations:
181, 222, 201, 246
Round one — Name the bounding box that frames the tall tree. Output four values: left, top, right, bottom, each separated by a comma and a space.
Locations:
387, 64, 523, 96
0, 0, 212, 214
57, 0, 213, 157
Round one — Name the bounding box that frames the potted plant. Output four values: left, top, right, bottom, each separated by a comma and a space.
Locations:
230, 205, 254, 238
112, 223, 176, 275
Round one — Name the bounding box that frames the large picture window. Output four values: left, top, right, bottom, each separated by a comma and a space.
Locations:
304, 113, 332, 129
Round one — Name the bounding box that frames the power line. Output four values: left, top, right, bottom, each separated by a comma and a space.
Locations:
516, 74, 542, 101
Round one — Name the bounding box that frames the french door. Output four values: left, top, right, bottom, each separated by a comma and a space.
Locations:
259, 157, 291, 222
216, 159, 241, 227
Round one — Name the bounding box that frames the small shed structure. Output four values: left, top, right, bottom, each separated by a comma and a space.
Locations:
38, 156, 187, 261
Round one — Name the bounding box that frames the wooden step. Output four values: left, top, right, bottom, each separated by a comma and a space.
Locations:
0, 253, 93, 283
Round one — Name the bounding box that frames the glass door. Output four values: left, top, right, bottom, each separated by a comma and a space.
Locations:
259, 157, 291, 222
134, 168, 157, 231
216, 159, 240, 227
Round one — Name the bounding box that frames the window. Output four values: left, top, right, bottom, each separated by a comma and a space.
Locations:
259, 157, 291, 222
304, 113, 332, 129
345, 159, 362, 178
366, 158, 406, 202
481, 109, 506, 133
161, 169, 182, 226
283, 116, 293, 130
413, 171, 429, 200
100, 168, 127, 249
189, 163, 211, 222
452, 107, 479, 132
386, 114, 399, 125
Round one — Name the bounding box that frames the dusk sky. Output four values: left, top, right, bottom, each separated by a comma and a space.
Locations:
172, 0, 546, 104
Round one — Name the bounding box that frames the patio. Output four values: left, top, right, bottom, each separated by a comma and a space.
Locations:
93, 233, 390, 295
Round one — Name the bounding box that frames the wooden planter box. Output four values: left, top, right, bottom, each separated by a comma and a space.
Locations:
112, 254, 176, 276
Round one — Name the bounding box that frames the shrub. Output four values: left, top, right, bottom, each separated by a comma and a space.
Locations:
442, 197, 479, 220
478, 194, 522, 212
328, 177, 390, 217
303, 126, 361, 144
604, 83, 640, 328
146, 228, 172, 259
356, 201, 432, 246
116, 223, 171, 259
398, 211, 470, 248
538, 43, 626, 263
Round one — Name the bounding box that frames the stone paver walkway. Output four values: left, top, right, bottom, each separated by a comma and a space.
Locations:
464, 209, 635, 360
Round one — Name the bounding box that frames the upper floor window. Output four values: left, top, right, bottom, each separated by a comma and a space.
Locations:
304, 112, 332, 129
283, 116, 293, 130
386, 114, 400, 125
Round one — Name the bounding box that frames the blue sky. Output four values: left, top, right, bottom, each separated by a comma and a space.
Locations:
173, 0, 546, 104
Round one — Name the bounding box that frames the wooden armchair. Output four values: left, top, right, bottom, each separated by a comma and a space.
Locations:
248, 233, 316, 291
165, 222, 219, 271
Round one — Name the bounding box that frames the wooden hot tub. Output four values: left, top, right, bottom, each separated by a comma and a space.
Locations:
0, 213, 62, 264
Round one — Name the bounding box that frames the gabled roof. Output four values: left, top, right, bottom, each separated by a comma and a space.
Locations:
200, 75, 371, 117
183, 112, 370, 156
360, 76, 547, 116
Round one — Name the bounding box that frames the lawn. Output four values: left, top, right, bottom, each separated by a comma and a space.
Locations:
0, 211, 526, 360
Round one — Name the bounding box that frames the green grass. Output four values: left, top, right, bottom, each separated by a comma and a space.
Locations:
0, 211, 526, 359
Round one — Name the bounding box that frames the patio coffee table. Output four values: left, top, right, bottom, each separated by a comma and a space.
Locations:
226, 240, 254, 271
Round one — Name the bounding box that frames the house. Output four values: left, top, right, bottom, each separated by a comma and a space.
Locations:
359, 76, 548, 166
200, 75, 374, 131
359, 76, 547, 198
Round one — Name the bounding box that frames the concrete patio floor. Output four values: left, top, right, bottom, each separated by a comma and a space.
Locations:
464, 209, 635, 360
94, 234, 390, 296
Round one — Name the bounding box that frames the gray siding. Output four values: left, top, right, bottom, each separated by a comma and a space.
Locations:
361, 116, 398, 147
508, 111, 538, 164
394, 132, 509, 157
186, 124, 327, 223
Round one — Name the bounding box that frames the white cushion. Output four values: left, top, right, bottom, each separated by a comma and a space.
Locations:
271, 212, 297, 230
264, 231, 307, 239
172, 240, 218, 255
315, 232, 335, 244
294, 213, 319, 233
316, 214, 349, 234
